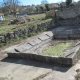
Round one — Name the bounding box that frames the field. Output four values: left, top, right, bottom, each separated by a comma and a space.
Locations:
0, 13, 52, 34
29, 13, 46, 20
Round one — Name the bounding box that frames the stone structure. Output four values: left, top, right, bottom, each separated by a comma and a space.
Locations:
58, 6, 80, 19
56, 2, 80, 26
7, 31, 80, 66
0, 20, 54, 44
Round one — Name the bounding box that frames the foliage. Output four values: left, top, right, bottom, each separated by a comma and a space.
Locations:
0, 18, 52, 34
75, 73, 80, 80
42, 42, 72, 56
29, 13, 45, 20
3, 0, 20, 17
0, 18, 52, 48
10, 77, 14, 80
35, 7, 39, 12
45, 4, 50, 11
45, 10, 58, 18
66, 0, 72, 6
40, 6, 44, 12
70, 3, 75, 6
77, 73, 80, 78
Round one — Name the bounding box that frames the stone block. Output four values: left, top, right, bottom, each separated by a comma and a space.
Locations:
35, 38, 42, 44
15, 43, 32, 52
75, 41, 80, 46
54, 35, 68, 39
70, 35, 80, 39
7, 52, 20, 58
35, 54, 47, 62
46, 32, 53, 37
28, 40, 37, 46
19, 53, 31, 59
38, 34, 50, 41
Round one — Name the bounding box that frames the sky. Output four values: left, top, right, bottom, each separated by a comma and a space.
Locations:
20, 0, 79, 5
0, 0, 79, 6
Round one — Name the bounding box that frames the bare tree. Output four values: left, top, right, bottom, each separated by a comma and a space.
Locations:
66, 0, 72, 6
40, 6, 44, 12
45, 4, 50, 11
3, 0, 20, 17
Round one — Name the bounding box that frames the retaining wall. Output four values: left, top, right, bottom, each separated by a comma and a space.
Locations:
0, 20, 54, 44
8, 52, 72, 66
54, 34, 80, 40
7, 32, 80, 66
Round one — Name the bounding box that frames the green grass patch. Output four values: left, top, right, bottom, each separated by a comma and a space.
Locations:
29, 13, 46, 20
77, 73, 80, 78
42, 42, 72, 56
0, 27, 6, 31
0, 18, 52, 34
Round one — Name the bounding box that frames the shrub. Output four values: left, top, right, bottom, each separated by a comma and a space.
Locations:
45, 10, 58, 18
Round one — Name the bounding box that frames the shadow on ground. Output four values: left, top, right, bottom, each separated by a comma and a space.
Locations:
1, 57, 71, 72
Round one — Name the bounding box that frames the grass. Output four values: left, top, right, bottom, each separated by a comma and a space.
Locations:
0, 18, 52, 34
0, 27, 6, 31
0, 28, 47, 48
0, 14, 52, 48
75, 73, 80, 80
77, 73, 80, 78
0, 14, 46, 34
42, 42, 72, 56
29, 13, 46, 20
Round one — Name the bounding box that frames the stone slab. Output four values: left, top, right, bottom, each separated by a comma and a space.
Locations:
75, 41, 80, 46
35, 38, 42, 44
28, 40, 37, 46
23, 43, 33, 50
66, 30, 72, 35
38, 35, 50, 41
46, 32, 53, 37
15, 43, 32, 52
14, 45, 25, 52
66, 46, 79, 58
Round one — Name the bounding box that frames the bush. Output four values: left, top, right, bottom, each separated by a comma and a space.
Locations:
45, 10, 58, 18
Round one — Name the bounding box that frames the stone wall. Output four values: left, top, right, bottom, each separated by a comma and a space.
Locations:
0, 20, 54, 44
7, 41, 80, 66
54, 34, 80, 40
56, 17, 80, 26
53, 29, 80, 40
56, 2, 80, 26
66, 42, 80, 65
8, 53, 72, 66
58, 4, 80, 19
7, 30, 80, 66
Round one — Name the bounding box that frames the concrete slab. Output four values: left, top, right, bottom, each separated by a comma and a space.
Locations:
35, 38, 42, 44
14, 45, 26, 52
46, 32, 53, 37
28, 40, 37, 46
75, 41, 80, 46
0, 58, 78, 80
15, 43, 32, 52
38, 35, 50, 41
24, 43, 33, 50
4, 45, 18, 53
